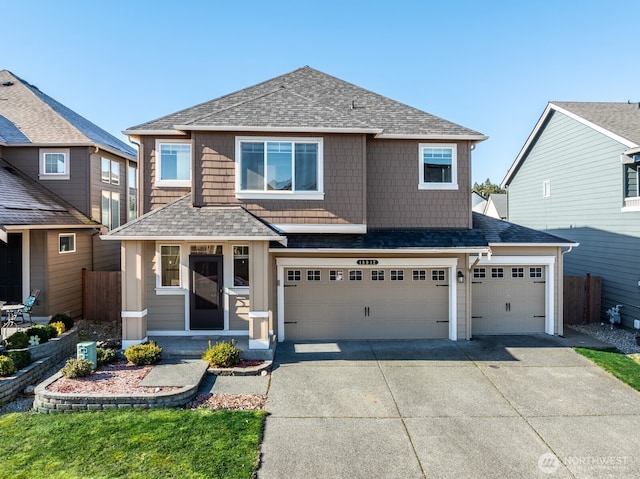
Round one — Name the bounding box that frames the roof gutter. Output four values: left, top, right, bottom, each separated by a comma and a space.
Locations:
1, 141, 136, 161
103, 234, 287, 245
172, 125, 384, 135
375, 133, 488, 142
269, 247, 491, 254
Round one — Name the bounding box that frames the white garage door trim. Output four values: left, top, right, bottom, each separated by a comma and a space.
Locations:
276, 257, 459, 341
469, 255, 556, 335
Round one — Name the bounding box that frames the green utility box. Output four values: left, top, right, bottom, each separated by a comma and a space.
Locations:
77, 341, 97, 370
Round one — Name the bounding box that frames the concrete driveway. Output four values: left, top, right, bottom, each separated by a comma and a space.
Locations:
257, 335, 640, 479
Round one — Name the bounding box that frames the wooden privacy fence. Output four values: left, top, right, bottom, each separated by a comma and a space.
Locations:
564, 274, 602, 325
82, 269, 121, 322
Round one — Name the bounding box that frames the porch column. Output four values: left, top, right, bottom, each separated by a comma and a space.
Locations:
121, 240, 148, 349
248, 241, 270, 349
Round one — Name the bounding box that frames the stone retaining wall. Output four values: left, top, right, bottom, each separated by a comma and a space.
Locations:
0, 327, 79, 405
33, 374, 200, 413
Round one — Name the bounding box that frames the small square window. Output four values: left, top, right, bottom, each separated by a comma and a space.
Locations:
390, 270, 404, 281
419, 144, 458, 190
473, 268, 486, 278
491, 267, 504, 278
543, 180, 551, 198
156, 141, 192, 187
413, 270, 427, 281
39, 148, 70, 179
371, 270, 385, 281
432, 270, 446, 281
511, 267, 524, 278
530, 267, 543, 278
349, 270, 363, 281
58, 233, 76, 254
307, 270, 321, 282
287, 270, 301, 282
329, 270, 344, 281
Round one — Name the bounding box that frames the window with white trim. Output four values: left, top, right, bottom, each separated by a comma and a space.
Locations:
39, 148, 70, 179
191, 244, 223, 255
371, 270, 385, 281
234, 246, 250, 286
491, 267, 504, 278
431, 270, 446, 281
349, 270, 363, 281
473, 268, 486, 278
287, 270, 301, 282
412, 269, 427, 281
236, 137, 323, 199
530, 267, 543, 278
543, 180, 551, 198
58, 233, 76, 254
101, 191, 120, 230
160, 245, 180, 287
390, 270, 404, 281
329, 270, 344, 281
127, 165, 137, 221
101, 158, 120, 185
511, 267, 524, 278
419, 143, 457, 190
307, 270, 321, 282
156, 140, 191, 187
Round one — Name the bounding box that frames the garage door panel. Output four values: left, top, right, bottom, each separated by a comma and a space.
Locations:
284, 267, 450, 340
472, 265, 545, 335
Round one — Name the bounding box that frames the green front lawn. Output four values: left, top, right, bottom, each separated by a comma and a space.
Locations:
574, 347, 640, 391
0, 408, 265, 479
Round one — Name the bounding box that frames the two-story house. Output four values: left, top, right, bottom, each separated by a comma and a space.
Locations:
0, 70, 137, 320
107, 67, 574, 349
503, 102, 640, 328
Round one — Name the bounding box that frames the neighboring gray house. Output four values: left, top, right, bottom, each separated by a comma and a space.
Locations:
503, 101, 640, 327
0, 70, 138, 319
107, 66, 574, 349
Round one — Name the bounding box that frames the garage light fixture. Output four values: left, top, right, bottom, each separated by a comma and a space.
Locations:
457, 271, 464, 283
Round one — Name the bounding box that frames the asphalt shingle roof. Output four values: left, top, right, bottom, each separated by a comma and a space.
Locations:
0, 70, 136, 159
106, 195, 285, 241
552, 102, 640, 146
127, 66, 485, 139
269, 213, 572, 250
0, 159, 100, 229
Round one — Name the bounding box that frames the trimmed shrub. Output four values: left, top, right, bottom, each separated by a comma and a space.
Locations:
6, 350, 31, 370
124, 341, 162, 366
44, 324, 58, 339
202, 340, 242, 368
97, 347, 117, 367
50, 321, 66, 336
24, 325, 50, 344
61, 358, 93, 378
5, 331, 29, 349
0, 355, 16, 377
49, 313, 73, 331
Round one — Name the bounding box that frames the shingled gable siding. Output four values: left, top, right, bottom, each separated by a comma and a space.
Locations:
141, 136, 191, 213
367, 139, 472, 228
3, 146, 91, 216
192, 131, 365, 225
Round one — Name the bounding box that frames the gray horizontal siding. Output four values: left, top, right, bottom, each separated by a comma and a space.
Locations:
508, 110, 640, 327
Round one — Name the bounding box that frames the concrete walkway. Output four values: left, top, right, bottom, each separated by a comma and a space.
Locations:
257, 334, 640, 479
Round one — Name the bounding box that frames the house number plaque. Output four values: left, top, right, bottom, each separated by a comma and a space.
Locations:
357, 259, 379, 265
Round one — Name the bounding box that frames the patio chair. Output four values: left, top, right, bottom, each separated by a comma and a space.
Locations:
16, 289, 40, 325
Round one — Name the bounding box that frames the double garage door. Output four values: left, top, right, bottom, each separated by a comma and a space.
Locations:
284, 267, 450, 340
283, 263, 547, 340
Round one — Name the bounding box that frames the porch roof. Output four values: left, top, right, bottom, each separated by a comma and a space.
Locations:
104, 194, 286, 243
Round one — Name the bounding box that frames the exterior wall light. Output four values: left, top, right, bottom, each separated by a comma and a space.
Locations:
457, 271, 464, 283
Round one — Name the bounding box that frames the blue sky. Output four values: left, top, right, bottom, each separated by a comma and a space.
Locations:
3, 0, 639, 185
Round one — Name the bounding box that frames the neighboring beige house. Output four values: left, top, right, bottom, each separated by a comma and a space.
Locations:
107, 67, 575, 349
0, 70, 138, 319
483, 193, 507, 220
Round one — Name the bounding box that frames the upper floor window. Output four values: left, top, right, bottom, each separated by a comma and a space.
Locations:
101, 158, 120, 185
543, 180, 551, 198
101, 191, 120, 230
622, 162, 640, 212
235, 137, 324, 200
156, 140, 191, 187
58, 233, 76, 254
418, 144, 457, 190
39, 148, 70, 180
127, 165, 137, 221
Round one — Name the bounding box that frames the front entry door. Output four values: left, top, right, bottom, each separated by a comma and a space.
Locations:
0, 233, 22, 303
189, 255, 224, 330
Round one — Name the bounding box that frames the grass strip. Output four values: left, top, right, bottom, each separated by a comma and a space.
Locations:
574, 347, 640, 391
0, 408, 265, 479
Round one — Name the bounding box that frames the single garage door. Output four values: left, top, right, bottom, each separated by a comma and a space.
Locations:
284, 267, 450, 340
472, 265, 546, 335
